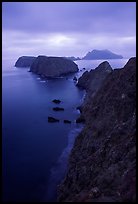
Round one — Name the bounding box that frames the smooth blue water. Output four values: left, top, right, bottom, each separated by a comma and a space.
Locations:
75, 58, 129, 71
2, 60, 84, 202
2, 58, 128, 202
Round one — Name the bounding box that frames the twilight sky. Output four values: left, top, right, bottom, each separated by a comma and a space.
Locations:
2, 2, 136, 60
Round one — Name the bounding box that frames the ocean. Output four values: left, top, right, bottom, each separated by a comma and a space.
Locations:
2, 58, 128, 202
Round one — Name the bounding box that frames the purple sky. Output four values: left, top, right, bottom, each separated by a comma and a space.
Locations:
2, 2, 136, 60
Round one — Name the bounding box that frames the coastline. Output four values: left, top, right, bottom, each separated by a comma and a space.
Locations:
43, 125, 84, 202
57, 57, 136, 202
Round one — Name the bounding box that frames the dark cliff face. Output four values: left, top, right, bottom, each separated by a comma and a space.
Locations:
15, 56, 36, 67
30, 55, 78, 77
77, 61, 112, 93
58, 57, 136, 202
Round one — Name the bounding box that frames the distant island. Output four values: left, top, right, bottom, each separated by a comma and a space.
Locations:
15, 55, 78, 77
15, 49, 123, 68
63, 49, 123, 61
82, 49, 123, 60
64, 56, 81, 61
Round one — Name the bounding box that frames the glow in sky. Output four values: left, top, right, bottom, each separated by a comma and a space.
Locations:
2, 2, 136, 60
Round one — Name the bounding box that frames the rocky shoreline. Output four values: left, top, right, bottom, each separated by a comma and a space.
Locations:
57, 57, 136, 202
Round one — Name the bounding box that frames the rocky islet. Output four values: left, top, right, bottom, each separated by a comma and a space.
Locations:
30, 55, 79, 78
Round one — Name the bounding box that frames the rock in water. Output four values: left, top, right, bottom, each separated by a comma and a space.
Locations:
73, 76, 77, 81
64, 120, 71, 124
52, 99, 61, 104
48, 117, 59, 122
53, 107, 64, 111
30, 55, 79, 77
15, 56, 36, 67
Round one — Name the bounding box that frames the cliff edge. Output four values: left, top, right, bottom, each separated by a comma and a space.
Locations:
58, 57, 136, 202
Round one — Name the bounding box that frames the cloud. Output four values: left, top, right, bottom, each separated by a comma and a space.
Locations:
2, 2, 136, 35
2, 2, 136, 60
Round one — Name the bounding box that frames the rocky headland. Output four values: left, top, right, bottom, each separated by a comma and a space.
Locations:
30, 55, 78, 77
15, 56, 36, 67
76, 61, 113, 121
58, 57, 136, 202
77, 61, 112, 92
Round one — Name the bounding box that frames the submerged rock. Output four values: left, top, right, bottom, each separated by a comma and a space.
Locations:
30, 55, 79, 77
64, 120, 71, 124
15, 56, 36, 67
48, 117, 59, 122
53, 107, 64, 111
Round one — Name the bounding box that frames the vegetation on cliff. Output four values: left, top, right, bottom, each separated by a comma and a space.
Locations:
58, 57, 136, 202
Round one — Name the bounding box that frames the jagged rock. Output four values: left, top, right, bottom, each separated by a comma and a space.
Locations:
30, 55, 78, 77
76, 106, 83, 113
76, 61, 112, 94
64, 120, 71, 124
52, 99, 61, 104
76, 71, 89, 89
53, 107, 64, 111
48, 117, 59, 122
76, 116, 85, 123
58, 57, 136, 202
73, 76, 77, 81
15, 56, 36, 67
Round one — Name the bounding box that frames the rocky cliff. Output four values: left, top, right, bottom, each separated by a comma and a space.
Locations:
58, 57, 136, 202
15, 56, 36, 67
30, 55, 78, 77
77, 61, 112, 92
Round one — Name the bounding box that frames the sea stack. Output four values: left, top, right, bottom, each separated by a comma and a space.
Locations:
30, 55, 79, 77
15, 56, 36, 67
82, 49, 123, 60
